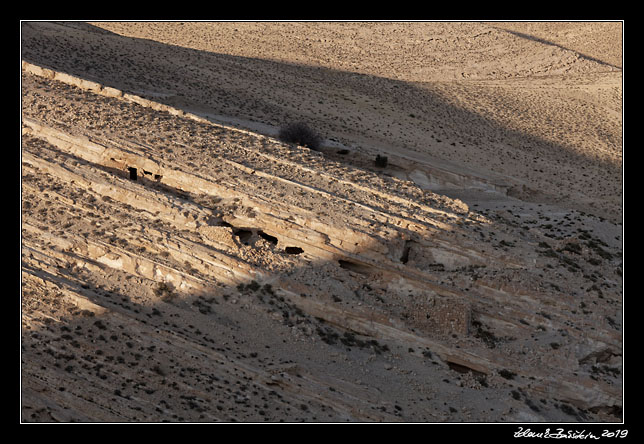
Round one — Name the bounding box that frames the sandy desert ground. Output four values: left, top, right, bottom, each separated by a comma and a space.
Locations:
21, 21, 622, 423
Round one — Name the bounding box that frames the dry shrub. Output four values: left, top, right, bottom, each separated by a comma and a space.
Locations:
278, 122, 322, 150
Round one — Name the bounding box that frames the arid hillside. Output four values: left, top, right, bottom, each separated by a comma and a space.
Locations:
21, 22, 623, 423
21, 21, 622, 221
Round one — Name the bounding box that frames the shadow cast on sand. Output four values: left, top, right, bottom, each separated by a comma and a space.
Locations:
21, 21, 622, 220
492, 27, 622, 70
21, 21, 624, 423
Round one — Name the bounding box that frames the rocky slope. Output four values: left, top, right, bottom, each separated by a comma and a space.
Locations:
21, 22, 623, 423
21, 21, 622, 221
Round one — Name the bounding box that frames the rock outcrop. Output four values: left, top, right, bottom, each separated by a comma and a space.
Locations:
21, 43, 622, 423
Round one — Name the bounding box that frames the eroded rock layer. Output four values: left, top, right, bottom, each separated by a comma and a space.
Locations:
21, 60, 622, 422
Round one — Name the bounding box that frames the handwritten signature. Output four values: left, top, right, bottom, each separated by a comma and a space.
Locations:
514, 427, 629, 439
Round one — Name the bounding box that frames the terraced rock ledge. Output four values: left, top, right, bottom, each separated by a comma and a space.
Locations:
21, 22, 622, 423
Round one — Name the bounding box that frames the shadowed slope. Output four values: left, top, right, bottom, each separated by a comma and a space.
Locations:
21, 21, 622, 221
21, 63, 623, 422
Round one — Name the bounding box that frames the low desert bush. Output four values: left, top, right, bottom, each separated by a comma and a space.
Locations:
278, 122, 322, 150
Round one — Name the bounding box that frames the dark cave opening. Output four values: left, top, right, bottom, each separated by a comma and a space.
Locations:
233, 229, 253, 245
258, 231, 279, 245
128, 167, 138, 181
